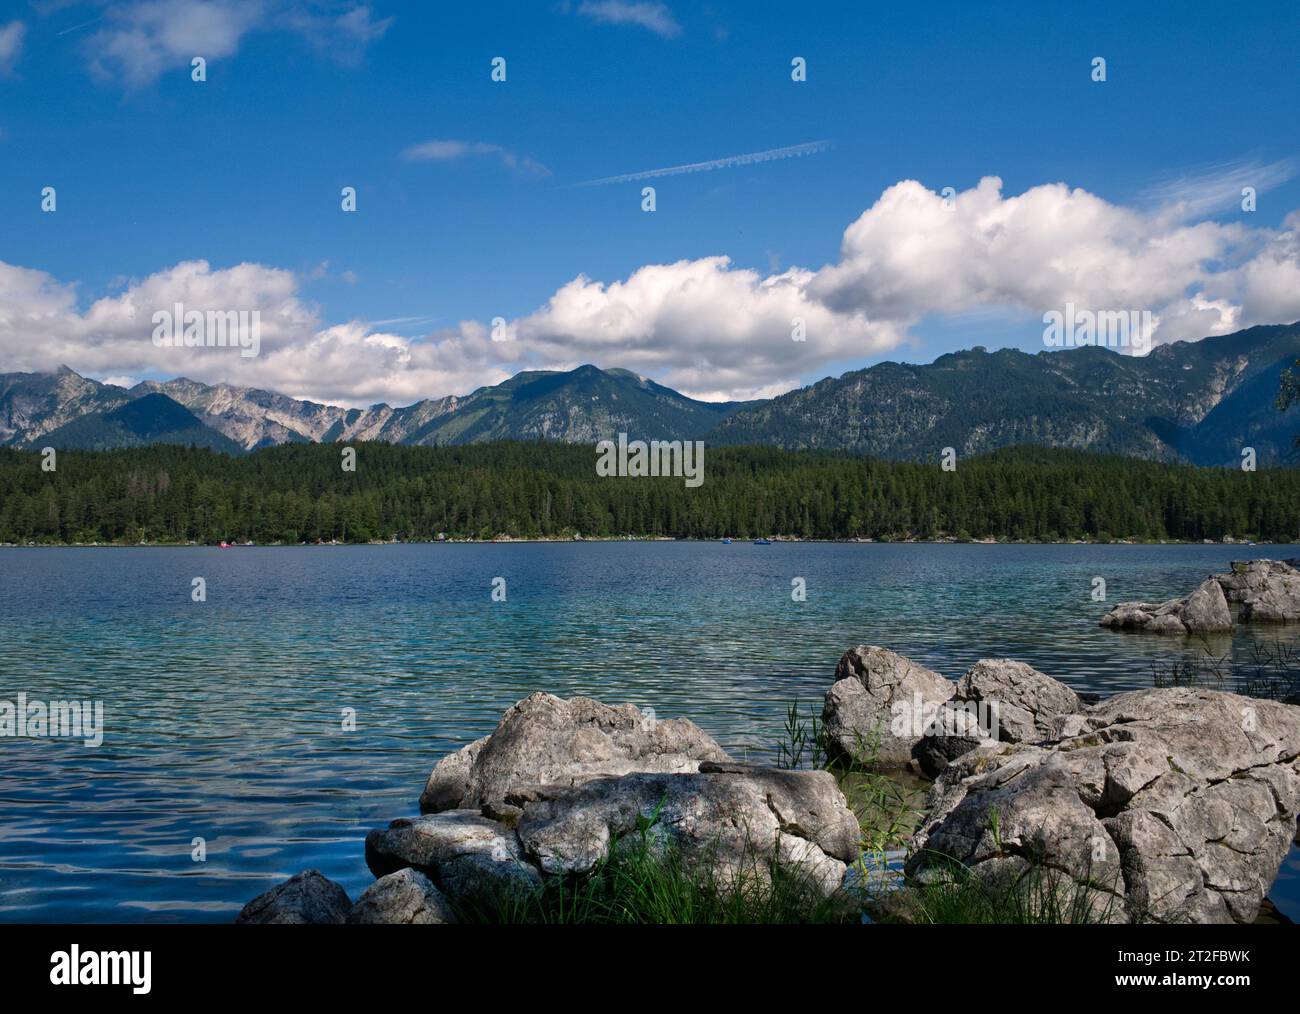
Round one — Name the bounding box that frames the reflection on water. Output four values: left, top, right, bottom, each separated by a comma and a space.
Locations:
0, 542, 1297, 922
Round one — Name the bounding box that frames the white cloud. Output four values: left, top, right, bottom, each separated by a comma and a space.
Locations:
808, 176, 1266, 347
575, 1, 681, 38
282, 3, 392, 64
3, 178, 1300, 406
512, 257, 894, 400
402, 140, 551, 177
88, 0, 263, 86
0, 20, 26, 74
0, 259, 521, 407
83, 1, 390, 86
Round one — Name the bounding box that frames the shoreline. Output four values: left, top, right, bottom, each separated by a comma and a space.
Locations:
3, 537, 1295, 549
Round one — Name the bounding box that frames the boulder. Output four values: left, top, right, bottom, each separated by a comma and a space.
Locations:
954, 659, 1083, 743
1217, 559, 1300, 623
822, 645, 955, 768
365, 809, 543, 911
346, 868, 456, 924
514, 762, 862, 899
911, 700, 996, 779
906, 687, 1300, 923
912, 729, 990, 780
235, 869, 351, 925
419, 693, 730, 815
1099, 577, 1233, 634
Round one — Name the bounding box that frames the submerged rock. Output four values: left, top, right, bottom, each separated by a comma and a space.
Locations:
347, 868, 456, 924
906, 687, 1300, 924
1099, 576, 1234, 634
1217, 559, 1300, 623
419, 692, 730, 815
822, 645, 955, 768
1100, 559, 1300, 633
235, 869, 352, 925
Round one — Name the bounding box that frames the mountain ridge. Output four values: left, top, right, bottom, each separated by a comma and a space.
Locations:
2, 322, 1298, 465
32, 392, 244, 454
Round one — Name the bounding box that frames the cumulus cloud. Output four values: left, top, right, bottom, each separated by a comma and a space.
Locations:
3, 177, 1300, 406
0, 259, 517, 407
0, 20, 27, 74
809, 176, 1255, 345
402, 140, 551, 177
82, 1, 390, 86
575, 1, 682, 38
512, 258, 893, 400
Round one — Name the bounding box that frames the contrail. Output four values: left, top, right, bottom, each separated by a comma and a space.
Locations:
57, 17, 104, 37
568, 140, 832, 187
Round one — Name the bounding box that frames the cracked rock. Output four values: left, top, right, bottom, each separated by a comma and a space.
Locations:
906, 687, 1300, 923
822, 645, 956, 768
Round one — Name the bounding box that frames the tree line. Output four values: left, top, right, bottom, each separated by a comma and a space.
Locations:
1, 441, 1298, 544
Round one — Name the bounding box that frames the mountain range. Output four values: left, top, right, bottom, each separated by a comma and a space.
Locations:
3, 322, 1298, 466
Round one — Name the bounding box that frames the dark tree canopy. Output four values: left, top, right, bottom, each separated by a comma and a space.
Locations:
2, 441, 1298, 545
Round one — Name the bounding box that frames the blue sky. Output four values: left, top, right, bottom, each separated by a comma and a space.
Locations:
3, 0, 1300, 406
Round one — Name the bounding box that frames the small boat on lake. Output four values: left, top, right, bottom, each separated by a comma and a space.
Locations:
752, 538, 773, 545
721, 537, 733, 544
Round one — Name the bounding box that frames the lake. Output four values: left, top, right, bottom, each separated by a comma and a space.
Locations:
1, 542, 1298, 922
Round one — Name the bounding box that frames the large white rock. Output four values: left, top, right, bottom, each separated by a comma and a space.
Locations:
419, 692, 731, 815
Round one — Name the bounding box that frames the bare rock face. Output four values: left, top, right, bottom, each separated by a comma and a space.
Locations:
1217, 559, 1300, 623
419, 693, 731, 815
235, 869, 352, 925
365, 810, 543, 911
955, 659, 1083, 744
906, 687, 1300, 924
346, 868, 456, 924
1099, 577, 1234, 634
514, 763, 862, 898
821, 645, 956, 768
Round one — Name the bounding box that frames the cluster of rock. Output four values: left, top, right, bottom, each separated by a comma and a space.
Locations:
239, 641, 1300, 927
1099, 558, 1300, 634
238, 693, 860, 924
822, 645, 1300, 923
822, 647, 1084, 778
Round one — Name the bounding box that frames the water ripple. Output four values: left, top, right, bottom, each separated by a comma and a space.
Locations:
1, 543, 1296, 921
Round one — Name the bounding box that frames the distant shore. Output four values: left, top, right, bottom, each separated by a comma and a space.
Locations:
3, 536, 1295, 548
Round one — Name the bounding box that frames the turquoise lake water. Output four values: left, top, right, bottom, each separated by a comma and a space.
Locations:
1, 542, 1297, 922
